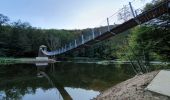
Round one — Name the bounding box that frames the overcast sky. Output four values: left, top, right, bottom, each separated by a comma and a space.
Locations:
0, 0, 150, 29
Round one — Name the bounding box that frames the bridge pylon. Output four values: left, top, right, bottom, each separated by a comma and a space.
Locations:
36, 45, 49, 62
38, 45, 48, 57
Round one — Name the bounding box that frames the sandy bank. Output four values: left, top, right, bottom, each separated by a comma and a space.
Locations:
95, 71, 170, 100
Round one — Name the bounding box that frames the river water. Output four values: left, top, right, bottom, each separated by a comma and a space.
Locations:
0, 62, 166, 100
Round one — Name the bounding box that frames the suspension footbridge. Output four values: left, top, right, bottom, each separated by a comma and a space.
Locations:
40, 0, 170, 57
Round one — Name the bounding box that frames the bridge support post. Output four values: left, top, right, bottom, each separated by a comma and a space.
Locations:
92, 28, 95, 39
129, 2, 141, 25
81, 35, 84, 44
99, 26, 102, 35
75, 40, 77, 47
38, 45, 47, 57
129, 2, 136, 18
134, 10, 141, 25
107, 18, 110, 32
99, 31, 102, 35
134, 10, 138, 17
36, 45, 48, 62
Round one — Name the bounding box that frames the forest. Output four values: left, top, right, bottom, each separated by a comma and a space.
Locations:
0, 0, 169, 62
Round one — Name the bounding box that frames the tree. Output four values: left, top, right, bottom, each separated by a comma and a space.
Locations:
0, 14, 9, 26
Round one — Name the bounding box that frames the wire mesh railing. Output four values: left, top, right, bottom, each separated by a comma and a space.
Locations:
42, 0, 168, 56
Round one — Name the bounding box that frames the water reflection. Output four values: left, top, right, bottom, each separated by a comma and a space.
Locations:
0, 62, 135, 100
38, 71, 71, 100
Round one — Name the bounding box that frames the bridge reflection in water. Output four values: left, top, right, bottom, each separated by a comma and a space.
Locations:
2, 62, 136, 100
1, 62, 168, 99
0, 62, 133, 100
37, 63, 72, 100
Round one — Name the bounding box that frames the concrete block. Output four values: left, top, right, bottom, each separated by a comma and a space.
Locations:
146, 70, 170, 97
36, 57, 48, 61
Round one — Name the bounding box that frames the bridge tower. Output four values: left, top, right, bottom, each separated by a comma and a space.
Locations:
38, 45, 47, 57
36, 45, 49, 62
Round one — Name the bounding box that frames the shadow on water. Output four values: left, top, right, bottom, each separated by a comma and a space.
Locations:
0, 62, 140, 100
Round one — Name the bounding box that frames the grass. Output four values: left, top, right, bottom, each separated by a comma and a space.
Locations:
0, 57, 50, 65
0, 57, 20, 64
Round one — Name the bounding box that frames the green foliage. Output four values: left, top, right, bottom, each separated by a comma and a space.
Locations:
0, 1, 169, 61
128, 25, 170, 61
0, 14, 9, 26
0, 58, 19, 64
117, 25, 170, 73
0, 14, 81, 57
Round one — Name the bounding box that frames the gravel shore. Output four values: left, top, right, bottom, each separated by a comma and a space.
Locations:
95, 71, 170, 100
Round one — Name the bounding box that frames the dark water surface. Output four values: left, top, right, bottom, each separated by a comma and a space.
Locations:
0, 62, 137, 100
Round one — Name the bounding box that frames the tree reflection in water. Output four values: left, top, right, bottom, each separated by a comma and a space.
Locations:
0, 62, 135, 100
37, 63, 72, 100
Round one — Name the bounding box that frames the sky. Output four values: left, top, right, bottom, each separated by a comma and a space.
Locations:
0, 0, 149, 29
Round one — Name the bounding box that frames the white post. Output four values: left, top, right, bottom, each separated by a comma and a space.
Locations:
129, 2, 136, 18
81, 34, 84, 44
99, 26, 102, 35
135, 10, 138, 17
107, 18, 110, 31
75, 40, 77, 47
99, 31, 102, 35
92, 28, 95, 39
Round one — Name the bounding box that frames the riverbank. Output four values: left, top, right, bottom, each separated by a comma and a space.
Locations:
95, 70, 170, 100
0, 58, 56, 64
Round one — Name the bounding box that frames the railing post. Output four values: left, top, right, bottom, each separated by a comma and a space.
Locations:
99, 26, 102, 35
81, 34, 84, 44
99, 31, 102, 35
92, 28, 95, 39
75, 39, 77, 47
135, 10, 138, 17
107, 18, 110, 31
129, 2, 136, 18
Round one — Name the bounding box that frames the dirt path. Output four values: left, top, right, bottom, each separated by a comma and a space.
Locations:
95, 71, 170, 100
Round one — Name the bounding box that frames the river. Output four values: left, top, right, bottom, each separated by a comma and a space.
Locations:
0, 62, 168, 100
